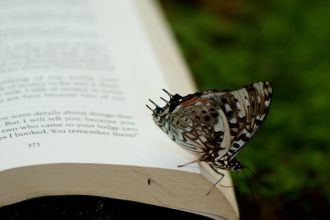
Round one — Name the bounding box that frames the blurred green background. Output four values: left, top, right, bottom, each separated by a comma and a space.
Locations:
159, 0, 330, 219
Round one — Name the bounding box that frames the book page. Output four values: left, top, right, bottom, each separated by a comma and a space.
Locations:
0, 0, 199, 173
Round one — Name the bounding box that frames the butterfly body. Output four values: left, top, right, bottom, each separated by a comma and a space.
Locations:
148, 81, 272, 183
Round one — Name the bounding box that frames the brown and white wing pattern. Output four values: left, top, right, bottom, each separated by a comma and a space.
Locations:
200, 81, 273, 161
149, 81, 272, 171
152, 96, 231, 160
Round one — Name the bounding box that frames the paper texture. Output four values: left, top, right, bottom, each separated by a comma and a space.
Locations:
0, 0, 197, 173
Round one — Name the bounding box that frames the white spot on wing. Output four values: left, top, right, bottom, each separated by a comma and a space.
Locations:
245, 98, 250, 106
236, 102, 242, 110
264, 88, 269, 97
266, 83, 273, 93
229, 118, 237, 124
225, 104, 232, 112
199, 135, 207, 142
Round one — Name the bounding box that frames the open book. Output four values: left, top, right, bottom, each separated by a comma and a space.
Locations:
0, 0, 239, 219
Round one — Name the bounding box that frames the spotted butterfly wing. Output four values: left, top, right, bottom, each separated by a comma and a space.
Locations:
147, 81, 272, 182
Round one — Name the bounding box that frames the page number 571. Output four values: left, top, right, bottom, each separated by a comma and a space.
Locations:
28, 143, 40, 147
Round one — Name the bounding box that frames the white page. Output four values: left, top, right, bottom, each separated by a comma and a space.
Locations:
0, 0, 199, 174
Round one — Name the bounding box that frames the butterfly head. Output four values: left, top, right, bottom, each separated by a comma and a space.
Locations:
147, 89, 183, 119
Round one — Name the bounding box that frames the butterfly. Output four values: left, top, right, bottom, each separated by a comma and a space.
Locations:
147, 81, 273, 195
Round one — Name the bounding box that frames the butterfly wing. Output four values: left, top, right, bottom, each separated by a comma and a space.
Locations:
151, 81, 272, 166
176, 96, 232, 161
200, 81, 273, 161
152, 95, 232, 160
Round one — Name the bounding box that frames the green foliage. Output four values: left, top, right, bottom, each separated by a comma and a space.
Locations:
160, 0, 330, 219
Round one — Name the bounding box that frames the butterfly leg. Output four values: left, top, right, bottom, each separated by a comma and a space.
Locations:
206, 166, 225, 196
177, 159, 200, 168
210, 165, 225, 176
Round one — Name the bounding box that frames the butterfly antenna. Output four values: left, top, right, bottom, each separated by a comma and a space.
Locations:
146, 105, 153, 112
149, 99, 160, 108
160, 97, 168, 103
242, 168, 259, 206
162, 89, 173, 99
241, 162, 267, 188
220, 171, 238, 188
